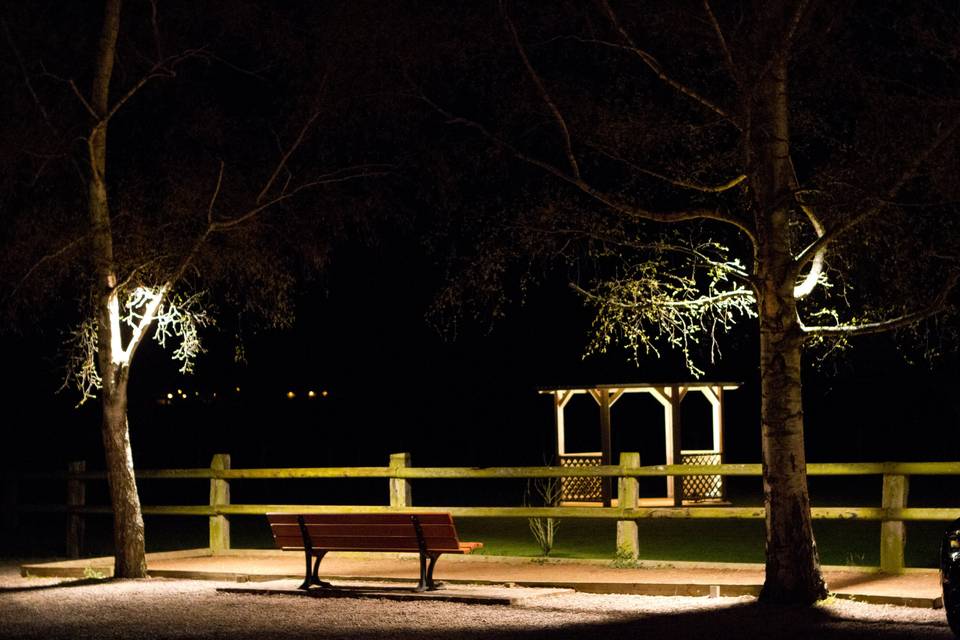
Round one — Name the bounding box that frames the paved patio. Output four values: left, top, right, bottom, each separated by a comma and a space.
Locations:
20, 549, 945, 608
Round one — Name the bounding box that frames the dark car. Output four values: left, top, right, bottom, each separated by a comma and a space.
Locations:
942, 519, 960, 636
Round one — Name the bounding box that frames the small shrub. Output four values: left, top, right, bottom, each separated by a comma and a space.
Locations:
525, 472, 562, 557
82, 566, 107, 580
612, 544, 640, 569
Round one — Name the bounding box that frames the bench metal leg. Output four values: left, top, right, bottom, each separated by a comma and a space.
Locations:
299, 549, 330, 590
415, 552, 443, 592
297, 515, 331, 590
426, 553, 442, 590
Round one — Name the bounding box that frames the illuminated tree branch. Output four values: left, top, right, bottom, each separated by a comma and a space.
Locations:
792, 200, 826, 299
794, 112, 960, 271
800, 272, 959, 339
575, 256, 756, 376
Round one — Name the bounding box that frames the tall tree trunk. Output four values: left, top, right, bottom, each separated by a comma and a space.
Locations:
749, 11, 827, 603
99, 371, 147, 577
88, 0, 148, 578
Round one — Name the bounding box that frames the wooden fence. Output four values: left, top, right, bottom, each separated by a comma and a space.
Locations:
8, 452, 960, 574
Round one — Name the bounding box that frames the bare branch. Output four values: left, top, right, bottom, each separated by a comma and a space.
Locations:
2, 18, 56, 131
212, 164, 392, 233
206, 161, 225, 225
2, 233, 88, 305
69, 79, 100, 120
794, 111, 960, 270
593, 146, 747, 193
256, 75, 328, 204
148, 0, 163, 61
595, 0, 739, 128
754, 0, 810, 85
703, 0, 740, 87
103, 48, 207, 124
801, 272, 959, 339
419, 92, 758, 243
502, 2, 580, 178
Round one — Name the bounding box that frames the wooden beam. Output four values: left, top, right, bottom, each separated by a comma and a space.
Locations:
554, 393, 567, 457
389, 453, 413, 508
599, 390, 613, 507
881, 474, 909, 574
669, 387, 683, 507
66, 461, 85, 559
649, 386, 672, 408
209, 454, 231, 553
616, 452, 641, 560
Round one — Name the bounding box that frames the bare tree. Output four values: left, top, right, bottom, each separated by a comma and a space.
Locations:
2, 0, 386, 576
418, 0, 960, 603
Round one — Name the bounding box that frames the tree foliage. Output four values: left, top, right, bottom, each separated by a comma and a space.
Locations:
411, 0, 960, 603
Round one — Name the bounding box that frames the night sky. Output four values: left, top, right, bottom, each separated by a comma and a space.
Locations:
2, 1, 959, 485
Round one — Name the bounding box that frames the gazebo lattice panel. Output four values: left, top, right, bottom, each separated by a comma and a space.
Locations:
680, 452, 723, 501
559, 455, 603, 502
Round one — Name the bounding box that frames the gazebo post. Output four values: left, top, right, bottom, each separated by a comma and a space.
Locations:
669, 386, 685, 507
554, 391, 567, 459
598, 390, 613, 507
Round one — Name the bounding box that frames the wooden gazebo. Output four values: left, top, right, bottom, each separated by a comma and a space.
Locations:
539, 382, 740, 507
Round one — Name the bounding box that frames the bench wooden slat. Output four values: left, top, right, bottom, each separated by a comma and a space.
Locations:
273, 536, 463, 550
273, 534, 463, 550
268, 513, 455, 526
270, 523, 457, 538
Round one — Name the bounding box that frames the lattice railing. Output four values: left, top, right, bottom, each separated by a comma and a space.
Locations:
559, 454, 603, 502
680, 451, 724, 501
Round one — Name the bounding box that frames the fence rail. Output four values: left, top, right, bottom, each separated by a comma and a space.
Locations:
7, 453, 960, 575
22, 461, 960, 480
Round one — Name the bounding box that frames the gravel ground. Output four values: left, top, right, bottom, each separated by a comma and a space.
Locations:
0, 560, 953, 639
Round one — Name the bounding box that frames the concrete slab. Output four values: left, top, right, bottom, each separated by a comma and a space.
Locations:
218, 581, 574, 605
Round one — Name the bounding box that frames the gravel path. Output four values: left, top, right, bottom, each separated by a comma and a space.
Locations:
1, 561, 953, 639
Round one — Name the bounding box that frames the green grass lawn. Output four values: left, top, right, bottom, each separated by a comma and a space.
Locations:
454, 517, 946, 568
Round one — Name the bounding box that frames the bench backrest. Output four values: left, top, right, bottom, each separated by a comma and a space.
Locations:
267, 513, 465, 553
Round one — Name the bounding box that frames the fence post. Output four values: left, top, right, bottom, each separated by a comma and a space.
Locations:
2, 471, 17, 534
65, 461, 86, 558
209, 454, 231, 554
389, 453, 412, 508
616, 452, 640, 561
880, 473, 909, 574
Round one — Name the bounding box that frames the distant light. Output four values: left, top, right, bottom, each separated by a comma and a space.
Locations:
177, 389, 183, 395
167, 393, 173, 400
321, 390, 329, 397
307, 390, 316, 398
235, 386, 241, 393
286, 391, 295, 399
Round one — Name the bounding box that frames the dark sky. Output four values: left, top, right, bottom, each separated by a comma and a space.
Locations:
2, 1, 960, 478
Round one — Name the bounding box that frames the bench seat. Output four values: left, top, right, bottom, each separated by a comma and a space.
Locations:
267, 512, 483, 591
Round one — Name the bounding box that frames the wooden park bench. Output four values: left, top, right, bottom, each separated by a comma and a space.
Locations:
267, 512, 483, 592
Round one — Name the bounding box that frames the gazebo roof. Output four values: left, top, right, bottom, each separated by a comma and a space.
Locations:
538, 381, 741, 394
